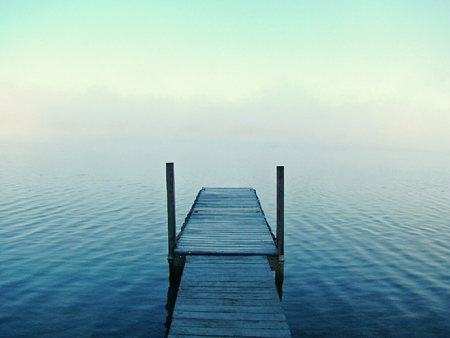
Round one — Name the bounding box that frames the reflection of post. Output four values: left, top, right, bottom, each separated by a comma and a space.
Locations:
276, 166, 285, 300
166, 163, 176, 276
164, 270, 181, 335
276, 266, 284, 300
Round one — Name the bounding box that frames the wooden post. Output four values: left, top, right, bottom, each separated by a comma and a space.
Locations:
276, 166, 285, 295
276, 166, 284, 259
166, 162, 176, 262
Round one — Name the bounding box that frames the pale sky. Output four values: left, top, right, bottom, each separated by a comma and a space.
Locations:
1, 1, 449, 151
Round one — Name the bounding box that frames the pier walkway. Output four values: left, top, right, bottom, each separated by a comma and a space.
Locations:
166, 165, 291, 338
175, 188, 278, 256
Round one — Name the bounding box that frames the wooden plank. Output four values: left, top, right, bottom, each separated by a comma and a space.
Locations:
178, 236, 274, 241
181, 266, 272, 275
180, 230, 270, 235
172, 318, 289, 330
180, 275, 276, 283
179, 265, 274, 277
185, 255, 267, 263
178, 281, 276, 289
174, 248, 278, 255
176, 291, 278, 300
176, 242, 275, 247
172, 304, 283, 313
175, 298, 284, 307
169, 324, 291, 336
173, 311, 288, 321
178, 236, 273, 241
177, 236, 272, 240
169, 336, 286, 338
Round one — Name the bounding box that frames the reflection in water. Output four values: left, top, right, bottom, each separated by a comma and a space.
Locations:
2, 141, 449, 337
164, 259, 185, 337
164, 275, 180, 337
276, 267, 284, 300
268, 255, 285, 300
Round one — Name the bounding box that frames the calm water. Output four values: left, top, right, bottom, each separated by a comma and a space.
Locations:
1, 139, 449, 337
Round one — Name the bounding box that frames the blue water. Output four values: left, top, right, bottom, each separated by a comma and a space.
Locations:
1, 140, 449, 337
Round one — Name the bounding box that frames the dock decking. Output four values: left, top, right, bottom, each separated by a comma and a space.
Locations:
168, 256, 291, 338
166, 164, 290, 338
174, 188, 278, 256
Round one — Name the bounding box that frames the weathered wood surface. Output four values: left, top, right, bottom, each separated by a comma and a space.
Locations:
168, 255, 291, 338
167, 163, 176, 258
174, 188, 277, 255
276, 166, 284, 257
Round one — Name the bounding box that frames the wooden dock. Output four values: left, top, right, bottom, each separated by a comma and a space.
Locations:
166, 164, 291, 338
175, 188, 278, 256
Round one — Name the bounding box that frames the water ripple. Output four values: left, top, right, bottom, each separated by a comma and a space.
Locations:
1, 173, 168, 338
283, 170, 450, 337
1, 151, 449, 337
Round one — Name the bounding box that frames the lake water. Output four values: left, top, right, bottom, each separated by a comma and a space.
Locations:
1, 139, 449, 337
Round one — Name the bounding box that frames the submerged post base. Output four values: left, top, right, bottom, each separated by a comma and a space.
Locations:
168, 254, 185, 283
